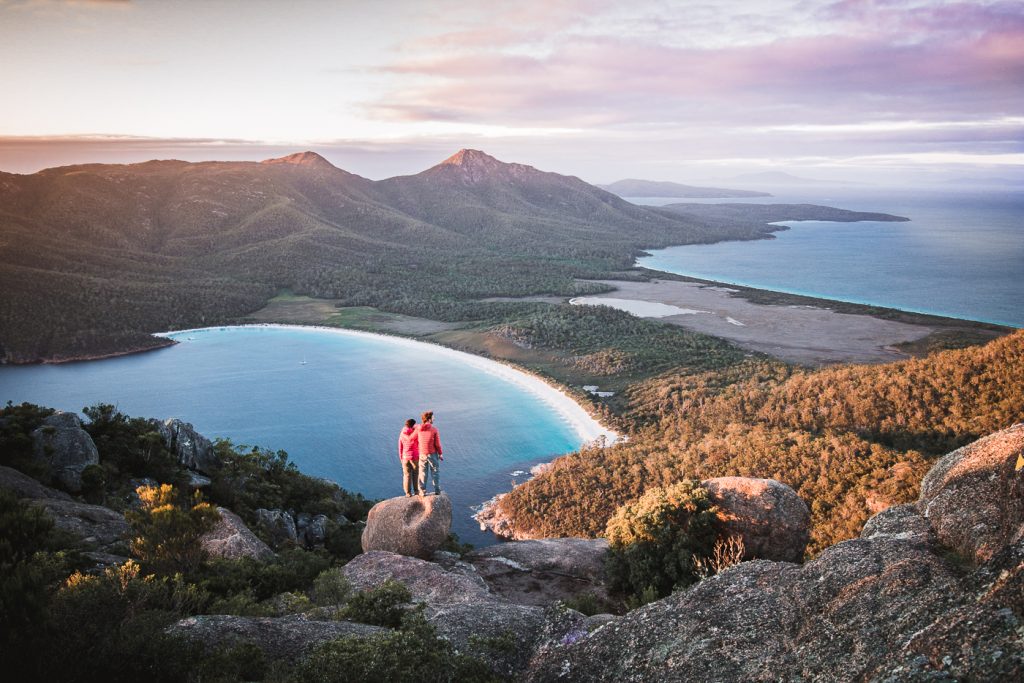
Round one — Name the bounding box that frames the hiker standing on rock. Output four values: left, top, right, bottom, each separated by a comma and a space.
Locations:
416, 411, 443, 496
398, 418, 419, 496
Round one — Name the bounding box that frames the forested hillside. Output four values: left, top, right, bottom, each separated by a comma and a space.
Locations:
496, 330, 1024, 553
0, 150, 778, 363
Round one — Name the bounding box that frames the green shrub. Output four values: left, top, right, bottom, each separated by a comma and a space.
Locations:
311, 567, 352, 606
0, 401, 54, 478
605, 480, 718, 603
561, 592, 605, 617
82, 404, 185, 493
126, 484, 219, 576
198, 547, 332, 602
293, 611, 499, 683
45, 560, 207, 682
0, 489, 67, 679
207, 441, 371, 525
207, 588, 275, 617
340, 579, 412, 628
324, 520, 364, 562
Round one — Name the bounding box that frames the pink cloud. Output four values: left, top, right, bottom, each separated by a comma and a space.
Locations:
367, 1, 1024, 133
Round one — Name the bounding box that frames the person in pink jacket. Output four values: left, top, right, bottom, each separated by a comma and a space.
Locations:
415, 410, 443, 496
398, 418, 420, 497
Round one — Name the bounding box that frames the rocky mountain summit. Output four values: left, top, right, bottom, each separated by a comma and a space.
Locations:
3, 410, 1021, 680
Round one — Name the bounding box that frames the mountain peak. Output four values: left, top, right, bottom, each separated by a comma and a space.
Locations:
440, 149, 502, 167
261, 151, 336, 169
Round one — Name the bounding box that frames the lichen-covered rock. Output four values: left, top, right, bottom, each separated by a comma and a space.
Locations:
424, 601, 551, 678
151, 418, 218, 474
361, 493, 452, 559
860, 503, 934, 543
200, 507, 274, 561
917, 422, 1024, 562
31, 497, 129, 551
30, 412, 99, 492
0, 464, 73, 501
702, 476, 810, 562
167, 614, 384, 662
339, 549, 594, 679
342, 550, 491, 604
467, 538, 614, 608
256, 508, 298, 547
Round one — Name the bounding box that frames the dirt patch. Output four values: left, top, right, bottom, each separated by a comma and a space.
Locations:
579, 279, 939, 366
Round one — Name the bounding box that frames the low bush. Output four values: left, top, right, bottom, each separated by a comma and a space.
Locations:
293, 611, 499, 683
605, 480, 718, 603
127, 484, 219, 576
311, 567, 352, 606
340, 579, 412, 628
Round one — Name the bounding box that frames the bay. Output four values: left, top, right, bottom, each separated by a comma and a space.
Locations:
0, 325, 611, 546
634, 188, 1023, 327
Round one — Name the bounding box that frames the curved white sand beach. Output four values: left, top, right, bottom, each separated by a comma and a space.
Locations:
156, 323, 619, 447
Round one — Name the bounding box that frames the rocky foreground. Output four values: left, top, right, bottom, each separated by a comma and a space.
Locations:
5, 410, 1022, 680
177, 425, 1022, 681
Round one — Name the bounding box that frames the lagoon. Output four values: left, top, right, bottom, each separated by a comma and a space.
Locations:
635, 188, 1024, 328
0, 325, 613, 546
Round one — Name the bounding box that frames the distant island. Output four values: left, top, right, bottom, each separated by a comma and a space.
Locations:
654, 202, 910, 224
599, 178, 771, 198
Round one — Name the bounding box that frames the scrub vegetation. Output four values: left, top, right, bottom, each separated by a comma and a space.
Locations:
497, 330, 1024, 554
0, 402, 494, 681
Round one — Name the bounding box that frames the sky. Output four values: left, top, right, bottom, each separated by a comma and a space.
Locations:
0, 0, 1021, 184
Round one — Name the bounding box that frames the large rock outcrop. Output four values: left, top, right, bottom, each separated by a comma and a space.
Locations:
917, 423, 1024, 562
168, 614, 384, 661
467, 538, 614, 607
525, 425, 1024, 681
341, 549, 599, 678
702, 476, 811, 562
200, 507, 275, 561
361, 493, 452, 559
343, 550, 492, 604
0, 464, 128, 552
33, 497, 130, 551
30, 412, 99, 492
256, 508, 298, 547
151, 418, 218, 474
0, 464, 73, 501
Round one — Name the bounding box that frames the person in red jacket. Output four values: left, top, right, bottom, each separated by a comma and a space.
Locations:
415, 410, 443, 496
398, 418, 419, 497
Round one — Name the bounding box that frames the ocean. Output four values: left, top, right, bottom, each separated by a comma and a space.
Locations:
0, 325, 600, 546
634, 187, 1023, 328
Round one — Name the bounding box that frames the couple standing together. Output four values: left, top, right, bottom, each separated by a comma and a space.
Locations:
398, 411, 443, 497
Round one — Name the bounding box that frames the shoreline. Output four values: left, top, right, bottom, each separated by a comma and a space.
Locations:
154, 323, 620, 448
636, 262, 1021, 330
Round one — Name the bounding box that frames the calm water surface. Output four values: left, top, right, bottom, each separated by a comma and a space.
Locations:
0, 326, 589, 545
635, 188, 1023, 327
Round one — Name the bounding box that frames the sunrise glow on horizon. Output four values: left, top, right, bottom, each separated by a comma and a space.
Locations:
1, 0, 1021, 183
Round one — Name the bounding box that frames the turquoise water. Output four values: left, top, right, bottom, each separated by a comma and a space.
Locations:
635, 188, 1023, 327
0, 326, 586, 545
